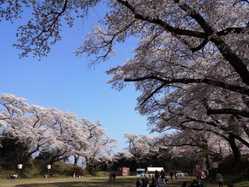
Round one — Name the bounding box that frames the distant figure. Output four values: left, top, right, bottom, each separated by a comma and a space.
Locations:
170, 172, 174, 180
10, 174, 18, 179
150, 177, 156, 187
142, 176, 149, 187
155, 170, 160, 180
200, 170, 207, 180
157, 177, 166, 187
112, 172, 116, 182
109, 171, 116, 182
136, 178, 143, 187
160, 170, 165, 178
190, 179, 199, 187
216, 172, 224, 187
175, 172, 178, 180
198, 180, 204, 187
109, 172, 112, 182
181, 182, 188, 187
157, 171, 167, 187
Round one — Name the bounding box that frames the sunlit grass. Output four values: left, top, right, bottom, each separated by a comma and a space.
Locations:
0, 176, 135, 187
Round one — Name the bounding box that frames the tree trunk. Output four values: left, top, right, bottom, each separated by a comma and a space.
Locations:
74, 155, 79, 166
228, 134, 241, 162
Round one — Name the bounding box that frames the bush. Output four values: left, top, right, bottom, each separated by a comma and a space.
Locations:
219, 156, 249, 175
95, 171, 109, 177
0, 159, 85, 178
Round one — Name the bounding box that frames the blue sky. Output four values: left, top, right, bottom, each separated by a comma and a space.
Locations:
0, 3, 149, 150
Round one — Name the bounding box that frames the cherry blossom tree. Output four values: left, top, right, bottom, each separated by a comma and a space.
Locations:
125, 133, 154, 158
83, 121, 116, 174
149, 83, 249, 161
160, 129, 234, 170
124, 133, 173, 167
0, 1, 248, 121
0, 94, 51, 159
0, 94, 115, 169
1, 0, 249, 168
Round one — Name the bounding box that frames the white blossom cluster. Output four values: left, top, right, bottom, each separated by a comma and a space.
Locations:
0, 94, 115, 163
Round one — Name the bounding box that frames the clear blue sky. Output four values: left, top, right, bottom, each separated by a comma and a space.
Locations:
0, 3, 149, 150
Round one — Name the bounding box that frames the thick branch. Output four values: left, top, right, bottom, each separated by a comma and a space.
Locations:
32, 114, 40, 128
217, 26, 249, 36
190, 38, 209, 52
174, 0, 213, 34
176, 0, 249, 85
230, 133, 249, 148
202, 98, 249, 118
117, 0, 249, 85
125, 75, 249, 96
163, 112, 228, 140
207, 108, 249, 118
174, 0, 249, 85
211, 37, 249, 85
162, 142, 200, 147
116, 0, 207, 38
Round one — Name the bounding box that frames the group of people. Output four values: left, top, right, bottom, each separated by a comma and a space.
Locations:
181, 179, 204, 187
136, 170, 168, 187
136, 170, 228, 187
181, 174, 232, 187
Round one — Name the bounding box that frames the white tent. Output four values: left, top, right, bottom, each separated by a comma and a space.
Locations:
147, 167, 164, 172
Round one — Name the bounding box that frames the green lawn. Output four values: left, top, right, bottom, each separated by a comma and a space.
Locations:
234, 181, 249, 187
16, 177, 136, 187
0, 177, 130, 187
0, 176, 248, 187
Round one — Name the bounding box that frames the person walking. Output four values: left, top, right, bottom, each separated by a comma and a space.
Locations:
154, 170, 160, 187
216, 172, 224, 187
157, 171, 167, 187
136, 178, 143, 187
150, 177, 156, 187
170, 172, 174, 181
142, 176, 149, 187
155, 171, 160, 181
112, 172, 116, 182
160, 171, 166, 179
190, 179, 199, 187
181, 182, 188, 187
157, 177, 166, 187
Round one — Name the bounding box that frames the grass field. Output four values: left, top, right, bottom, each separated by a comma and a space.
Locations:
0, 176, 248, 187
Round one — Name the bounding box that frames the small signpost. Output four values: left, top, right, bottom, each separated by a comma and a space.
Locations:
47, 164, 52, 170
46, 164, 52, 178
17, 164, 23, 178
